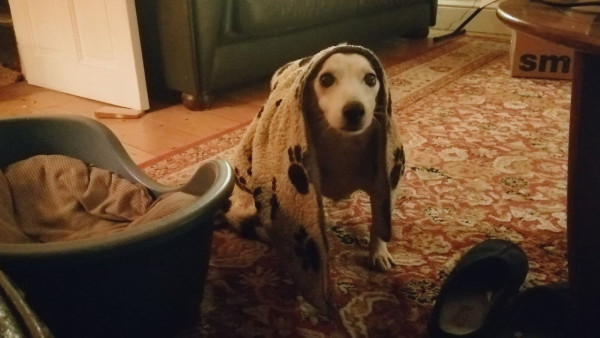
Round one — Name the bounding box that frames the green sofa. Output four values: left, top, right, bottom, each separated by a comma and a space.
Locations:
137, 0, 437, 110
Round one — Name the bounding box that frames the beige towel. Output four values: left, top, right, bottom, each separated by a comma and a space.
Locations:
0, 155, 197, 243
225, 44, 403, 315
0, 169, 29, 243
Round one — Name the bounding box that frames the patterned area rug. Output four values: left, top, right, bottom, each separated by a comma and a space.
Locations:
143, 35, 571, 337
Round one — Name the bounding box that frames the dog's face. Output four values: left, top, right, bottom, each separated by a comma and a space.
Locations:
312, 53, 380, 134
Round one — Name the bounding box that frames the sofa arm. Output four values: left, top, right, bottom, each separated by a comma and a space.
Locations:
429, 0, 438, 26
153, 0, 225, 107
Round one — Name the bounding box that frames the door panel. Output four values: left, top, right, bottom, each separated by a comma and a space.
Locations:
9, 0, 149, 110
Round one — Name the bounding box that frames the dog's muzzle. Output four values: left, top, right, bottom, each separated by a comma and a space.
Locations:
342, 101, 365, 131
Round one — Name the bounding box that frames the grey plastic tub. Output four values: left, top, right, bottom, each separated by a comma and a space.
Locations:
0, 115, 233, 337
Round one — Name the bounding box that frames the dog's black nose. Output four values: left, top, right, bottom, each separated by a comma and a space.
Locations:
343, 101, 365, 127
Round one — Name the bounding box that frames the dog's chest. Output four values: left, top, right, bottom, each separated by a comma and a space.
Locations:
314, 132, 378, 200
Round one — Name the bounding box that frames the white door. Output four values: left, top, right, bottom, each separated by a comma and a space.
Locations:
8, 0, 149, 110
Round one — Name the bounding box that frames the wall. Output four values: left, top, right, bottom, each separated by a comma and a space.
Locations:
434, 0, 511, 35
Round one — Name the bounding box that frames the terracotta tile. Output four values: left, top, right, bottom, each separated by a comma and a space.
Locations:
122, 144, 156, 164
204, 102, 261, 123
98, 117, 200, 156
135, 105, 243, 137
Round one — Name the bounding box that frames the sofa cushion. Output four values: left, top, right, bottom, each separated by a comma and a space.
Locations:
231, 0, 359, 35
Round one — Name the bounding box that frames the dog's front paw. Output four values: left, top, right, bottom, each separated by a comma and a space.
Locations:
369, 239, 396, 271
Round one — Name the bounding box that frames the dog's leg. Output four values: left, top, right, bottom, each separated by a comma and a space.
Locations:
369, 230, 395, 271
369, 194, 396, 271
225, 185, 269, 242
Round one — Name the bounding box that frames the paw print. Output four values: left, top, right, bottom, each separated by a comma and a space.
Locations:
234, 166, 251, 193
288, 145, 309, 194
294, 227, 320, 273
270, 177, 279, 220
253, 187, 262, 211
253, 178, 280, 220
389, 146, 405, 189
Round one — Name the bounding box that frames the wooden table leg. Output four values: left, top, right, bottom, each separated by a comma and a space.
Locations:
568, 50, 600, 337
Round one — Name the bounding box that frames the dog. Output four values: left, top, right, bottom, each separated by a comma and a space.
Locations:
225, 45, 403, 311
303, 52, 399, 271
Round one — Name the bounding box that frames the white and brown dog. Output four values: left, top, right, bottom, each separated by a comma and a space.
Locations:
303, 52, 403, 271
225, 45, 404, 311
226, 45, 404, 287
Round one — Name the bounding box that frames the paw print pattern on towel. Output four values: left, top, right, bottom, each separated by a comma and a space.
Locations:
387, 91, 392, 116
233, 166, 251, 194
270, 177, 279, 220
287, 145, 309, 194
294, 227, 320, 273
253, 187, 262, 211
252, 178, 279, 221
257, 106, 264, 119
390, 146, 405, 189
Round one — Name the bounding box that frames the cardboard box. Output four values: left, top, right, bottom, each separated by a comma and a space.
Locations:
510, 30, 574, 80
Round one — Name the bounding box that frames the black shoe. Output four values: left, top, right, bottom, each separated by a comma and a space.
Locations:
491, 283, 570, 338
428, 239, 529, 338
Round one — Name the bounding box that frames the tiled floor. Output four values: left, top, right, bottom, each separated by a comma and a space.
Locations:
0, 31, 454, 164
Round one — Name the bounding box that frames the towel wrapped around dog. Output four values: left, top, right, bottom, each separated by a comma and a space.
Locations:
225, 44, 403, 314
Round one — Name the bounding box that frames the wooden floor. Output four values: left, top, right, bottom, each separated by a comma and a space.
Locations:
0, 31, 453, 165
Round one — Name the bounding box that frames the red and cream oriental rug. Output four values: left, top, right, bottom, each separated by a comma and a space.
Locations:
142, 35, 571, 338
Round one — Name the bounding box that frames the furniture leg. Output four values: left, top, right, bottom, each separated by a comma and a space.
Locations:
567, 50, 600, 338
181, 92, 212, 111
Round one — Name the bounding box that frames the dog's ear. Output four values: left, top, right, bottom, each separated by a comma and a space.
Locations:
300, 54, 329, 121
301, 78, 321, 124
362, 52, 389, 116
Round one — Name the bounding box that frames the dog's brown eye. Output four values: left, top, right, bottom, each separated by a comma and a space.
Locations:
364, 73, 377, 87
319, 73, 335, 88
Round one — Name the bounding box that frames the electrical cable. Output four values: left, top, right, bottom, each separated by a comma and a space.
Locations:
443, 0, 479, 31
433, 0, 501, 43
